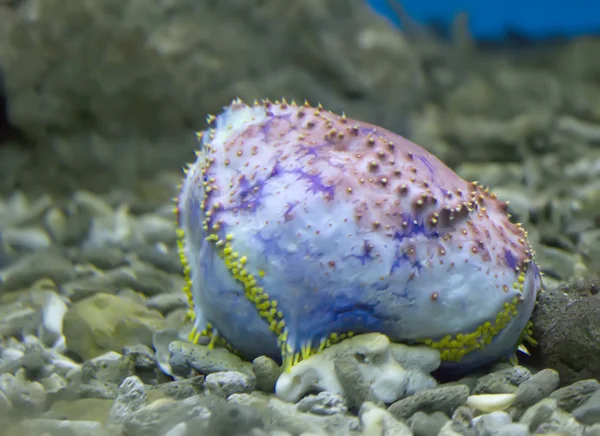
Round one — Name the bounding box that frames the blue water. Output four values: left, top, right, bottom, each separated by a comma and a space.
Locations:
368, 0, 600, 41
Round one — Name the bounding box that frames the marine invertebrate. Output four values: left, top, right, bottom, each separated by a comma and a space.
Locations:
175, 98, 542, 374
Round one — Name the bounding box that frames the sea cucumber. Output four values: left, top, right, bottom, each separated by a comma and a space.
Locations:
175, 98, 542, 373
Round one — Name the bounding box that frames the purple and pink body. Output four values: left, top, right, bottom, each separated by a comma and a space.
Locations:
176, 99, 542, 373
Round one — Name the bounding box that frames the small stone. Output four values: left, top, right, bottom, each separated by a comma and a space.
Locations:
163, 422, 188, 436
407, 411, 449, 436
40, 373, 67, 396
0, 250, 74, 292
514, 368, 560, 408
586, 423, 600, 436
2, 227, 52, 250
573, 389, 600, 426
167, 340, 253, 377
80, 352, 135, 386
0, 303, 40, 337
333, 354, 375, 410
536, 407, 586, 435
145, 293, 188, 314
108, 376, 148, 422
5, 419, 105, 436
436, 420, 470, 436
148, 375, 205, 400
43, 207, 69, 244
135, 214, 177, 245
44, 398, 113, 423
123, 343, 156, 372
473, 411, 512, 434
122, 394, 212, 435
38, 291, 68, 347
466, 393, 516, 413
63, 293, 165, 360
550, 378, 600, 411
276, 333, 410, 404
208, 402, 264, 436
266, 396, 360, 435
130, 244, 183, 275
519, 398, 558, 433
204, 371, 256, 398
388, 385, 470, 421
252, 355, 282, 393
152, 328, 180, 377
296, 391, 348, 415
77, 246, 127, 269
67, 382, 118, 400
473, 366, 531, 394
60, 267, 138, 301
492, 423, 530, 436
389, 343, 440, 395
129, 261, 181, 296
359, 401, 413, 436
0, 347, 23, 375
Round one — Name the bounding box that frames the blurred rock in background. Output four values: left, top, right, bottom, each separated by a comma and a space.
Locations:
0, 0, 596, 198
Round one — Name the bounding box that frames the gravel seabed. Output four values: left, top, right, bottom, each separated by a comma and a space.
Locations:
1, 182, 599, 436
1, 3, 600, 434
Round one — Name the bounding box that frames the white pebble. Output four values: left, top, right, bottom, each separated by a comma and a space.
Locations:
466, 393, 516, 413
39, 292, 68, 346
2, 227, 51, 249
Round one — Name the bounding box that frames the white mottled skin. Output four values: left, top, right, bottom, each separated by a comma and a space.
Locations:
177, 100, 542, 372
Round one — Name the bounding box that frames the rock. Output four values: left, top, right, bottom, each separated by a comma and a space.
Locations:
130, 244, 183, 275
550, 378, 600, 412
5, 419, 106, 436
120, 394, 212, 436
78, 352, 135, 387
60, 267, 139, 301
359, 401, 412, 436
123, 343, 156, 381
388, 343, 440, 395
204, 371, 256, 398
252, 355, 282, 393
492, 423, 530, 436
0, 250, 74, 292
0, 300, 40, 337
167, 340, 253, 377
573, 389, 600, 426
536, 407, 586, 435
108, 376, 148, 422
40, 373, 67, 397
296, 392, 348, 416
473, 411, 512, 434
63, 293, 165, 360
1, 226, 52, 250
148, 376, 204, 401
152, 328, 181, 377
208, 402, 265, 436
531, 278, 600, 385
466, 393, 516, 413
519, 397, 558, 433
334, 353, 380, 410
388, 385, 470, 421
514, 368, 560, 408
473, 366, 531, 394
76, 246, 127, 270
145, 293, 188, 315
407, 411, 449, 436
44, 398, 114, 423
38, 291, 68, 347
276, 333, 431, 404
265, 396, 360, 436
